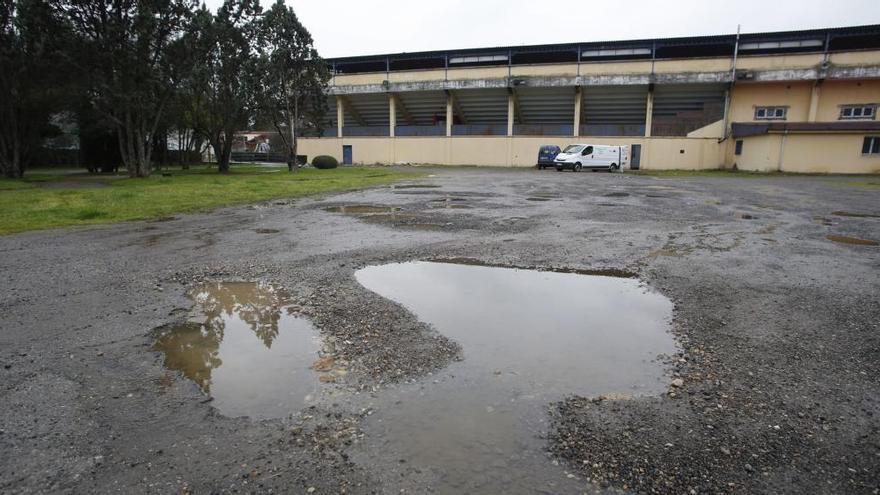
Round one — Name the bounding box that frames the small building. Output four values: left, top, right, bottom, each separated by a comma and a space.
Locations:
297, 25, 880, 173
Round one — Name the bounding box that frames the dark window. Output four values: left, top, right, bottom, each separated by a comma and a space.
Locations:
755, 106, 787, 121
735, 140, 744, 155
840, 105, 876, 120
583, 146, 593, 155
863, 136, 880, 155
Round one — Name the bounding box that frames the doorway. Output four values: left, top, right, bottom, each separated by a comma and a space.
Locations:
630, 144, 641, 170
342, 145, 353, 165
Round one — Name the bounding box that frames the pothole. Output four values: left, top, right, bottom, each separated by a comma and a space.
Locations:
603, 192, 630, 197
254, 228, 280, 234
151, 282, 332, 419
352, 261, 676, 493
826, 235, 879, 246
324, 205, 402, 214
526, 197, 552, 202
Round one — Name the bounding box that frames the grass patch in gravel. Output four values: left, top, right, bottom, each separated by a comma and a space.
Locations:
0, 165, 419, 234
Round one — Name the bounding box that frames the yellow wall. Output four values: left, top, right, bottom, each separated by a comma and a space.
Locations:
829, 50, 880, 66
732, 133, 880, 173
737, 53, 824, 70
729, 82, 813, 122
653, 58, 729, 73
298, 136, 725, 169
814, 80, 880, 121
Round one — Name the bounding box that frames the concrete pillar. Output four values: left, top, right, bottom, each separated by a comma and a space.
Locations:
807, 82, 821, 122
336, 96, 344, 138
446, 94, 453, 137
507, 93, 515, 137
573, 87, 582, 137
389, 94, 396, 137
644, 89, 654, 137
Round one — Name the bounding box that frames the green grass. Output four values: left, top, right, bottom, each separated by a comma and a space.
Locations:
840, 180, 880, 188
0, 165, 420, 234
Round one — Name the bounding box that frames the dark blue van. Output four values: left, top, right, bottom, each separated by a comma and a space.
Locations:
536, 145, 561, 169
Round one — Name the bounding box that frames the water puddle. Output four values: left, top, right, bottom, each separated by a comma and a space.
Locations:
832, 211, 880, 219
254, 228, 279, 234
428, 203, 472, 209
826, 235, 879, 246
603, 192, 629, 197
152, 282, 325, 419
353, 261, 676, 493
394, 184, 442, 189
324, 205, 401, 214
526, 197, 553, 202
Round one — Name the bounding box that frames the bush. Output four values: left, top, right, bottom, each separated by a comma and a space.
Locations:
312, 155, 338, 169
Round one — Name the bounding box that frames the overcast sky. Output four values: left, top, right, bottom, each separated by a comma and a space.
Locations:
203, 0, 880, 58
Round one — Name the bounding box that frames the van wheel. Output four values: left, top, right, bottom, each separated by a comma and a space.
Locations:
573, 163, 582, 172
610, 163, 618, 172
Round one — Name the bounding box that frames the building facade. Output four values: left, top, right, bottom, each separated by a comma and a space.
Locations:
297, 25, 880, 173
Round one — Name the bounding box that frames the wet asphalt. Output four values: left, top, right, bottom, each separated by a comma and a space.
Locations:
1, 166, 878, 494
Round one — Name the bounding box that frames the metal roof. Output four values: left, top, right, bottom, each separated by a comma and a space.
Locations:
327, 25, 880, 73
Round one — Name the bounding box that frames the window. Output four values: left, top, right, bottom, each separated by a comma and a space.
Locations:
863, 136, 880, 155
581, 48, 652, 58
755, 106, 787, 120
739, 39, 824, 52
448, 55, 508, 65
840, 105, 876, 120
735, 140, 744, 155
582, 146, 593, 156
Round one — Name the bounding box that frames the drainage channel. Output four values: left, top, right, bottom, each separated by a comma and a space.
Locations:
352, 261, 677, 494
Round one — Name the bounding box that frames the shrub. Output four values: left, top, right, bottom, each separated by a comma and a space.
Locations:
312, 155, 339, 169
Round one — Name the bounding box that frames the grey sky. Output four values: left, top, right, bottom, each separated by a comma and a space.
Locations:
204, 0, 880, 58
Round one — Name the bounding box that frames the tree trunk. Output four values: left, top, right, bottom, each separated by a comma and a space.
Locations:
214, 132, 232, 174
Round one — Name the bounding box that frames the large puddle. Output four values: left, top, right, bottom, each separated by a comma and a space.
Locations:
354, 261, 676, 493
152, 282, 324, 419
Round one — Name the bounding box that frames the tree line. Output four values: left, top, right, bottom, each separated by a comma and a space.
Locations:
0, 0, 329, 178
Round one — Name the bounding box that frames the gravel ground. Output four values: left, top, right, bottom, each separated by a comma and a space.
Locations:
1, 166, 878, 494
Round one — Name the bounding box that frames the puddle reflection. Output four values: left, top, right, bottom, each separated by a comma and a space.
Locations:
354, 261, 677, 493
152, 282, 322, 419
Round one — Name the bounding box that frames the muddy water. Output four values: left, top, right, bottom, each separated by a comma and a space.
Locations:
354, 261, 676, 494
152, 282, 322, 419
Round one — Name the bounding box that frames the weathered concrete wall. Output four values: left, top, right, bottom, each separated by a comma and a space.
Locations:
298, 136, 725, 170
732, 134, 880, 174
729, 82, 814, 122
687, 120, 725, 138
330, 51, 880, 95
814, 80, 880, 121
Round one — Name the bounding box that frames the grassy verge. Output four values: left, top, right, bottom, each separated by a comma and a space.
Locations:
0, 165, 420, 234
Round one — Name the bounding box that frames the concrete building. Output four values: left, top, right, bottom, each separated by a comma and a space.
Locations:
297, 25, 880, 173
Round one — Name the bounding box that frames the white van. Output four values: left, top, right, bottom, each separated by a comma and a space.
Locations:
554, 144, 629, 172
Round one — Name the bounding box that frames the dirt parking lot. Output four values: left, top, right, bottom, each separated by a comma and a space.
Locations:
1, 167, 878, 494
